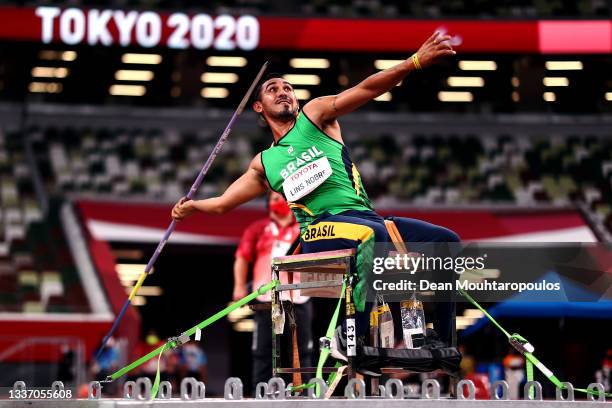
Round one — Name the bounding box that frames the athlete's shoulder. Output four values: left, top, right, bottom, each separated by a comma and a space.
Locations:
298, 106, 345, 146
249, 152, 265, 173
302, 97, 326, 123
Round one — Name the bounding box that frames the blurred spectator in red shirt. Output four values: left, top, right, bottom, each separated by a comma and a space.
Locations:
234, 192, 313, 391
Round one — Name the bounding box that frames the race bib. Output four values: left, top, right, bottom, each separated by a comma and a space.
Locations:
282, 156, 332, 201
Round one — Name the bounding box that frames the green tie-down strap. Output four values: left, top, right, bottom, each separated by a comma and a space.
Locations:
458, 288, 612, 399
106, 280, 279, 398
525, 354, 535, 398
353, 233, 374, 312
150, 342, 170, 398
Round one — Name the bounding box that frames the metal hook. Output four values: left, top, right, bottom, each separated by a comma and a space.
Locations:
524, 381, 543, 400
456, 379, 475, 400
158, 381, 172, 399
385, 379, 404, 399
344, 378, 366, 399
123, 381, 136, 399
223, 377, 243, 400
180, 377, 198, 400
88, 381, 101, 400
491, 380, 509, 400
307, 378, 327, 399
255, 382, 269, 399
267, 377, 286, 400
135, 377, 152, 400
555, 382, 574, 401
587, 383, 606, 402
421, 379, 440, 399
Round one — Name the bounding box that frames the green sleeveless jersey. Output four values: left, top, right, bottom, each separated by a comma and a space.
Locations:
261, 111, 373, 232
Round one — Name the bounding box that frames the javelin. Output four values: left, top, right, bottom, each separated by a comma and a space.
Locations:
95, 60, 269, 360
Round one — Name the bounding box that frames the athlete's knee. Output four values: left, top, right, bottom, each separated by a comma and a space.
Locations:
437, 226, 460, 242
388, 216, 459, 243
423, 223, 461, 242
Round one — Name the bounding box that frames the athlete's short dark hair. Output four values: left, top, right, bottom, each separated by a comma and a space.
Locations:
252, 73, 285, 104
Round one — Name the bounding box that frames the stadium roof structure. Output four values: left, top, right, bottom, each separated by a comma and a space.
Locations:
0, 7, 611, 113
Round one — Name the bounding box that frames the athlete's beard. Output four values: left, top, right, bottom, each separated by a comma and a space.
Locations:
270, 104, 298, 121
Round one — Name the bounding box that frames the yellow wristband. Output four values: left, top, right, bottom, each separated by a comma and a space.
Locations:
411, 53, 422, 70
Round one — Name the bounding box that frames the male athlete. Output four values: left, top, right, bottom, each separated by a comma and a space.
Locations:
172, 32, 460, 353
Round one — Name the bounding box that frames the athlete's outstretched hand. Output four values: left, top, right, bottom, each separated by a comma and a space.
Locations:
414, 31, 456, 69
171, 196, 195, 221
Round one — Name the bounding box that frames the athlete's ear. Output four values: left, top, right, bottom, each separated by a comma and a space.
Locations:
253, 101, 263, 113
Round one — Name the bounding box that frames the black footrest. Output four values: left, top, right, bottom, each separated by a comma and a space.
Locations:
358, 345, 461, 374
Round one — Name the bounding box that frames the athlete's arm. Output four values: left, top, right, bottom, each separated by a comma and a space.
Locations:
303, 32, 455, 126
171, 153, 268, 220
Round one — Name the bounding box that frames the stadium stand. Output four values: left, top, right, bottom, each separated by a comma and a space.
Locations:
0, 127, 90, 313
29, 126, 253, 200
26, 126, 612, 235
0, 202, 91, 314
